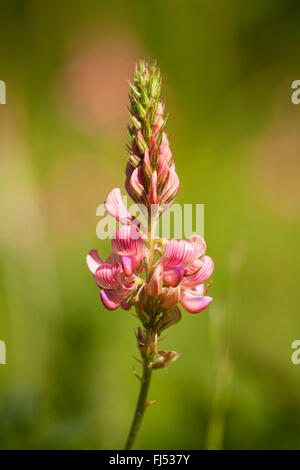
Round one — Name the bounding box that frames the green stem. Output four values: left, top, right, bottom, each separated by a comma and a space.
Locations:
124, 206, 156, 450
124, 357, 152, 450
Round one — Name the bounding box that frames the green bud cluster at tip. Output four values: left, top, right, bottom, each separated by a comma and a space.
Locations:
127, 60, 167, 154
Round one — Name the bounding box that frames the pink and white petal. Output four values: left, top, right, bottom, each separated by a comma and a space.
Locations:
159, 132, 173, 164
189, 234, 206, 257
143, 148, 153, 181
163, 266, 185, 287
125, 175, 139, 203
100, 289, 126, 311
180, 290, 212, 314
182, 256, 214, 288
86, 249, 103, 274
149, 136, 158, 165
154, 109, 164, 133
193, 284, 204, 295
163, 239, 197, 268
105, 188, 134, 224
137, 129, 147, 154
94, 263, 122, 289
157, 155, 170, 189
128, 145, 142, 168
112, 225, 145, 257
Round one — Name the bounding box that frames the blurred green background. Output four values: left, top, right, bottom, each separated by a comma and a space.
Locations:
0, 0, 300, 449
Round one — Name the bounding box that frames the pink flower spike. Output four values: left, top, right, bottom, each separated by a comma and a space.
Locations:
86, 62, 215, 391
163, 239, 197, 268
112, 225, 145, 257
100, 289, 126, 311
163, 266, 185, 287
182, 256, 214, 288
105, 188, 134, 224
180, 290, 213, 314
86, 249, 103, 274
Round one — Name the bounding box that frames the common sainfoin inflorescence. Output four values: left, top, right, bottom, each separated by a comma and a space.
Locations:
87, 61, 214, 368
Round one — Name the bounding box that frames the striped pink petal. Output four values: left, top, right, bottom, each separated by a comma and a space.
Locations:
163, 239, 197, 268
105, 188, 134, 224
86, 249, 103, 274
128, 145, 142, 168
160, 168, 180, 204
143, 148, 153, 182
149, 136, 158, 165
129, 166, 146, 202
111, 225, 145, 257
180, 290, 212, 314
100, 289, 127, 311
190, 234, 206, 257
163, 266, 185, 287
184, 258, 203, 276
137, 129, 147, 154
94, 263, 122, 289
157, 155, 169, 190
125, 174, 138, 202
181, 256, 214, 288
